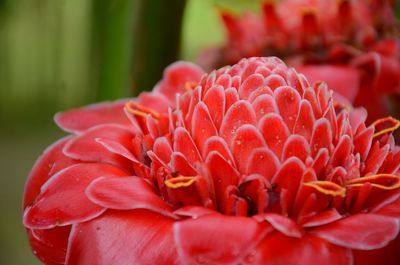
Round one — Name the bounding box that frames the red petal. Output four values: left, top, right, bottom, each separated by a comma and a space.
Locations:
154, 61, 204, 104
293, 100, 315, 141
264, 74, 287, 90
330, 135, 352, 167
26, 226, 71, 265
66, 210, 178, 265
254, 213, 303, 238
274, 86, 301, 131
173, 127, 202, 163
239, 73, 265, 99
23, 163, 127, 229
170, 152, 197, 176
311, 213, 399, 250
244, 233, 353, 265
258, 113, 290, 157
137, 91, 171, 113
220, 100, 257, 145
246, 147, 280, 180
301, 209, 343, 227
173, 206, 217, 219
63, 124, 134, 170
282, 134, 310, 162
23, 136, 77, 208
203, 85, 226, 130
353, 127, 374, 160
252, 94, 278, 120
54, 100, 132, 133
174, 214, 267, 265
353, 235, 400, 265
203, 136, 235, 165
86, 176, 173, 217
191, 102, 218, 154
224, 87, 240, 111
231, 125, 266, 172
273, 157, 305, 215
310, 118, 332, 156
206, 151, 240, 212
363, 142, 389, 175
299, 65, 360, 102
153, 136, 173, 164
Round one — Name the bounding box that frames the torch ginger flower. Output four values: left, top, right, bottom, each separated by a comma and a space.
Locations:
23, 57, 400, 264
201, 0, 400, 122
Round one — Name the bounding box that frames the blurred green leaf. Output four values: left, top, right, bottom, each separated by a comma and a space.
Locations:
131, 0, 187, 94
92, 0, 136, 100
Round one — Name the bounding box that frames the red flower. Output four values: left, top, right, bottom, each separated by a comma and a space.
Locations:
200, 0, 400, 122
23, 57, 400, 265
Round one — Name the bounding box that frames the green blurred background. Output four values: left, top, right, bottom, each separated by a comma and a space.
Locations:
0, 0, 259, 264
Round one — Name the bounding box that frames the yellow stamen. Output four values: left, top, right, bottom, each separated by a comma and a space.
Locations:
164, 175, 196, 189
371, 116, 400, 138
346, 174, 400, 190
125, 101, 160, 119
303, 181, 346, 197
184, 81, 197, 91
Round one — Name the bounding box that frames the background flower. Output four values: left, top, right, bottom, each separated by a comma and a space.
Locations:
200, 0, 400, 122
23, 57, 400, 264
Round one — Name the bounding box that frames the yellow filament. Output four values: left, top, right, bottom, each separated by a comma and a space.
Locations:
164, 176, 196, 189
184, 81, 197, 91
346, 174, 400, 190
125, 101, 160, 119
303, 181, 346, 197
372, 116, 400, 138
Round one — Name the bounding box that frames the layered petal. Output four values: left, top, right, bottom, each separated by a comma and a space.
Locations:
66, 210, 178, 265
23, 163, 128, 229
54, 100, 132, 133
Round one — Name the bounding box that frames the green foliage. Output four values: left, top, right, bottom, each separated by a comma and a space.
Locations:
92, 0, 135, 100
131, 0, 187, 93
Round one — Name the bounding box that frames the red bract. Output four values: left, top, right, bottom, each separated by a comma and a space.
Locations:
200, 0, 400, 122
23, 57, 400, 265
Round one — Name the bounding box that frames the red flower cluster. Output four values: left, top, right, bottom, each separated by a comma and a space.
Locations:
200, 0, 400, 122
23, 57, 400, 265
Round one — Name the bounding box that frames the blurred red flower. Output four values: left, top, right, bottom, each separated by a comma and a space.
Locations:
200, 0, 400, 122
23, 57, 400, 265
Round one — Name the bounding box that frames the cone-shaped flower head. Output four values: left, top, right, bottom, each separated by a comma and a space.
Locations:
23, 57, 400, 265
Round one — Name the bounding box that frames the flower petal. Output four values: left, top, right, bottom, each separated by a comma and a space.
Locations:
23, 163, 127, 229
311, 213, 400, 250
220, 100, 257, 145
86, 176, 173, 217
154, 61, 204, 104
243, 233, 353, 265
239, 73, 265, 99
258, 113, 290, 157
246, 147, 280, 180
54, 100, 132, 133
23, 136, 77, 208
173, 127, 202, 163
66, 210, 178, 265
298, 65, 360, 102
231, 124, 266, 172
274, 85, 301, 131
203, 85, 226, 130
26, 226, 71, 265
191, 102, 218, 154
254, 213, 303, 238
174, 214, 267, 265
63, 124, 135, 171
